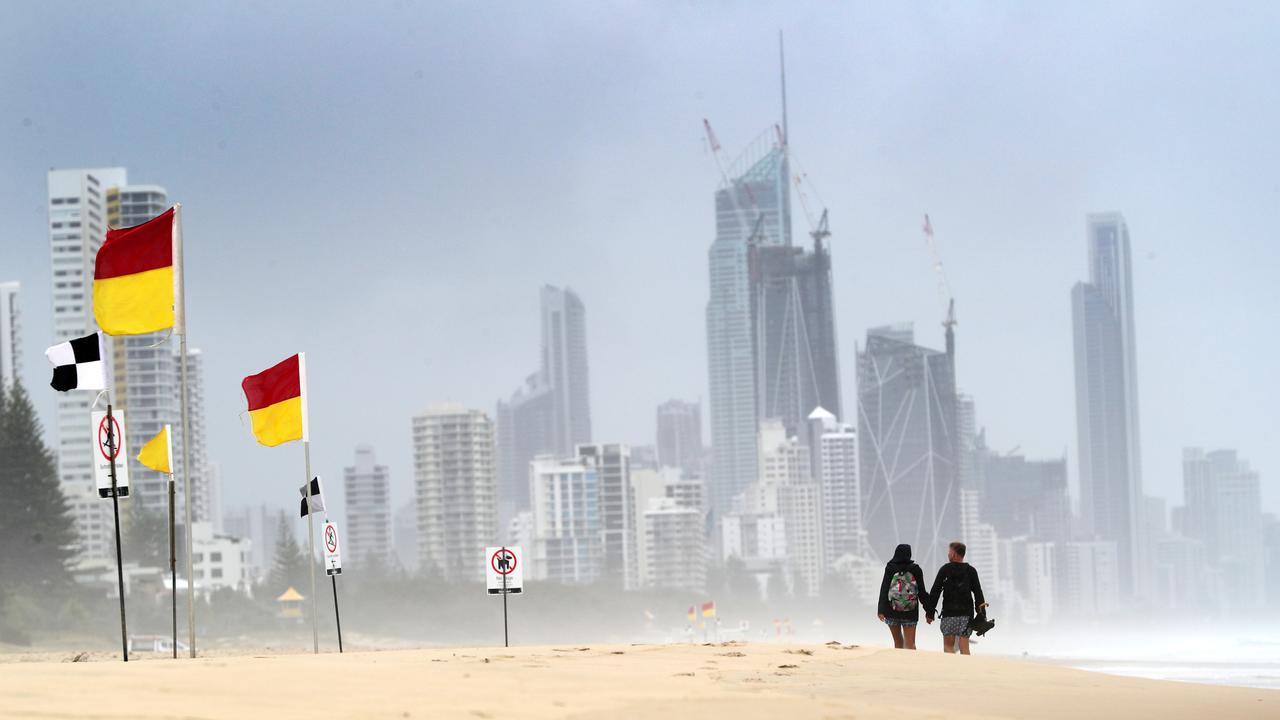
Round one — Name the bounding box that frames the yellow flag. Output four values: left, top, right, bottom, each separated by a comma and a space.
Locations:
137, 425, 172, 474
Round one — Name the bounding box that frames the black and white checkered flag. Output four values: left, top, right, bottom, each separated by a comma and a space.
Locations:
299, 476, 326, 517
46, 333, 107, 392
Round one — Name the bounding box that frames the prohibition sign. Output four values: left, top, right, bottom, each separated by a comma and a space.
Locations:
325, 525, 339, 554
492, 548, 516, 575
97, 415, 123, 461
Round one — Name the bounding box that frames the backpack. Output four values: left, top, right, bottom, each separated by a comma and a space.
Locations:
886, 569, 919, 612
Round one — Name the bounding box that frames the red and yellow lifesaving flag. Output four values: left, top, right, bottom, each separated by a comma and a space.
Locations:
242, 353, 308, 447
94, 206, 178, 336
701, 601, 716, 619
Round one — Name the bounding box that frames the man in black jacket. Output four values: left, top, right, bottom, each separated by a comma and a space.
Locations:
926, 541, 985, 655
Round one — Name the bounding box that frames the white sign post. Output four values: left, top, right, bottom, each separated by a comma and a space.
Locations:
323, 519, 344, 653
486, 546, 523, 648
91, 409, 130, 498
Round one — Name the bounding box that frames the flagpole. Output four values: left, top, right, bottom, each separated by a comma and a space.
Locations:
173, 203, 197, 658
166, 423, 176, 660
304, 441, 318, 654
299, 351, 318, 654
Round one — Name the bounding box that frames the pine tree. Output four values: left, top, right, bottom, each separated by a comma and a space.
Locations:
0, 383, 77, 594
265, 510, 307, 596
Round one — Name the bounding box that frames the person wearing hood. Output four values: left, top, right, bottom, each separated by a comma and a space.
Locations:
877, 543, 932, 649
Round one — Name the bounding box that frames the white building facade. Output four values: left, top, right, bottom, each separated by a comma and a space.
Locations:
343, 444, 393, 566
0, 281, 19, 390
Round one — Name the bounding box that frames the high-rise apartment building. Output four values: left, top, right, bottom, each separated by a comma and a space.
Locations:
530, 454, 601, 584
48, 167, 127, 562
343, 445, 393, 566
978, 451, 1071, 544
1182, 448, 1263, 606
413, 405, 498, 583
497, 286, 592, 526
575, 443, 632, 588
1072, 212, 1143, 596
641, 499, 706, 592
656, 399, 703, 476
0, 281, 20, 390
857, 322, 959, 572
706, 132, 790, 518
808, 408, 862, 563
750, 232, 841, 448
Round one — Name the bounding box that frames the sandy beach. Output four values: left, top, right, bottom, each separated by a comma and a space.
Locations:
2, 642, 1277, 719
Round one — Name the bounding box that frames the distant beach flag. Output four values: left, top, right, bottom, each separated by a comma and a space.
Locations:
687, 606, 696, 624
46, 333, 107, 392
242, 353, 308, 447
137, 425, 173, 474
94, 207, 177, 336
299, 476, 326, 517
701, 601, 716, 619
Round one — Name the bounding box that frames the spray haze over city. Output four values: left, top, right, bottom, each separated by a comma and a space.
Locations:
1, 0, 1279, 693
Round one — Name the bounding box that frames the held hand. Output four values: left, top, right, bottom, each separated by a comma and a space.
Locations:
877, 614, 886, 623
926, 614, 934, 624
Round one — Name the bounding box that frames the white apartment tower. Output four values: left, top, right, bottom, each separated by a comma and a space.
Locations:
343, 444, 393, 566
808, 408, 862, 563
530, 454, 602, 584
0, 281, 19, 390
413, 405, 498, 582
48, 167, 127, 561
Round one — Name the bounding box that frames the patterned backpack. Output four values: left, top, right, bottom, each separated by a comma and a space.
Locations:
887, 570, 919, 612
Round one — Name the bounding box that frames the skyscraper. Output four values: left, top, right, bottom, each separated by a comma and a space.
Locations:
49, 167, 127, 562
750, 229, 841, 448
496, 286, 592, 526
655, 399, 702, 476
1182, 448, 1263, 606
857, 322, 959, 572
706, 132, 790, 517
413, 404, 498, 582
343, 444, 392, 566
1072, 212, 1143, 595
0, 281, 20, 390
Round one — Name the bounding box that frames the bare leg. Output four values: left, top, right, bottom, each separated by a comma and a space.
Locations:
943, 635, 955, 654
903, 625, 917, 650
958, 636, 971, 655
888, 623, 904, 649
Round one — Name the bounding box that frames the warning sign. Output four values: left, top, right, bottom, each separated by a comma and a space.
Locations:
486, 546, 523, 595
90, 410, 130, 498
323, 521, 342, 576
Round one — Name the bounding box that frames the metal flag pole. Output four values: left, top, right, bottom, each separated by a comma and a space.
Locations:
168, 470, 176, 659
105, 401, 129, 662
304, 441, 318, 654
298, 351, 318, 654
173, 203, 197, 658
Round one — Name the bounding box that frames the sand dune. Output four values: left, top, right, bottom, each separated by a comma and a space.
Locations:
2, 642, 1276, 719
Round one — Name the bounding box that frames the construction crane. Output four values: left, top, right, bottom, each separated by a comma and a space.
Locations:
922, 213, 957, 352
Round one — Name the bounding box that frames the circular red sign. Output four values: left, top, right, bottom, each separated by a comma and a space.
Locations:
325, 525, 339, 554
97, 415, 123, 461
491, 548, 516, 575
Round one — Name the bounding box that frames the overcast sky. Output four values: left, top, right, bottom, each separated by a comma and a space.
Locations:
2, 1, 1277, 522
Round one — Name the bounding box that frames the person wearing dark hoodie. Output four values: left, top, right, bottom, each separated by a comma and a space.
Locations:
877, 543, 931, 650
926, 541, 986, 655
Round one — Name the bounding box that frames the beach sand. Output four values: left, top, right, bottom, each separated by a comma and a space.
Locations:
2, 642, 1276, 719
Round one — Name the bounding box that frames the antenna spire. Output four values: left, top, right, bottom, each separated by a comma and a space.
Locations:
779, 30, 788, 146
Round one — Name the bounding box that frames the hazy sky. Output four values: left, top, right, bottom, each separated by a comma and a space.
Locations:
3, 1, 1278, 523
